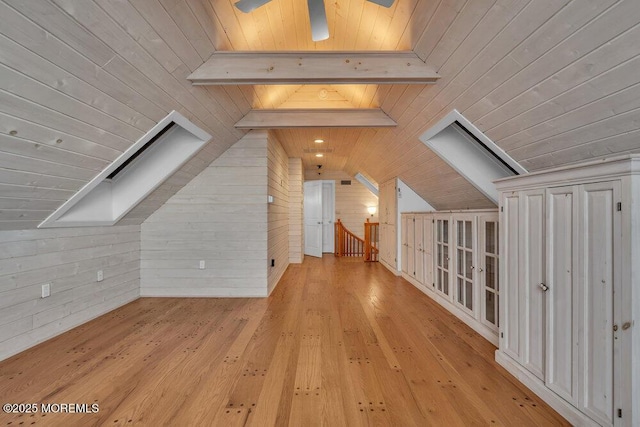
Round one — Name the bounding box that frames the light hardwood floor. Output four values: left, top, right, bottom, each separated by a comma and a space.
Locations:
0, 257, 569, 426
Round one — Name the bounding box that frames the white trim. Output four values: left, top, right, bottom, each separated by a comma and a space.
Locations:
39, 111, 211, 228
495, 154, 640, 191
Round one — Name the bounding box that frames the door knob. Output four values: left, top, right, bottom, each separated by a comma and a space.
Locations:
539, 283, 549, 292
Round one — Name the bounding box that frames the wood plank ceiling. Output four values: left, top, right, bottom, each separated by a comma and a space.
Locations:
0, 0, 639, 229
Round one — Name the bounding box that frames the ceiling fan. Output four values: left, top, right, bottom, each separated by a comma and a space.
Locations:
234, 0, 394, 42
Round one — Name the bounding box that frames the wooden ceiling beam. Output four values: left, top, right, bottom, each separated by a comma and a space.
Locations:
188, 51, 439, 85
234, 109, 397, 128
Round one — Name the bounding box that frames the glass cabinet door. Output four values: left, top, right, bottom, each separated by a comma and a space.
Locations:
455, 219, 475, 313
480, 217, 499, 330
435, 218, 450, 297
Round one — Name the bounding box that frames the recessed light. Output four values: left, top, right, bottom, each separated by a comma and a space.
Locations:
314, 139, 324, 143
315, 153, 324, 157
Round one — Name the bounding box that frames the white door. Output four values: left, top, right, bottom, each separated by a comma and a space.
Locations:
321, 181, 335, 253
407, 216, 415, 278
545, 186, 578, 405
578, 181, 618, 426
415, 216, 424, 283
401, 215, 409, 274
501, 192, 521, 361
520, 190, 546, 381
304, 181, 323, 257
423, 216, 434, 289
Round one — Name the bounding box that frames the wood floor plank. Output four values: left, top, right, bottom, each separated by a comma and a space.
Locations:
0, 257, 569, 426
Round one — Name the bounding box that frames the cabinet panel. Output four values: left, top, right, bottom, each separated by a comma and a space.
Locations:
415, 216, 424, 282
521, 190, 546, 380
502, 194, 521, 360
423, 216, 434, 289
407, 216, 415, 277
579, 182, 618, 426
454, 217, 475, 314
480, 215, 499, 331
545, 187, 577, 404
401, 216, 409, 274
435, 217, 452, 299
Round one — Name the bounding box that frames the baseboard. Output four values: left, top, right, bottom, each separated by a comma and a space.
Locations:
495, 351, 600, 427
0, 291, 139, 362
401, 272, 499, 346
140, 287, 268, 297
380, 259, 400, 276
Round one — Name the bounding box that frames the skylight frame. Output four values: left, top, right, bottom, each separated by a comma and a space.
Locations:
38, 111, 211, 228
419, 110, 527, 204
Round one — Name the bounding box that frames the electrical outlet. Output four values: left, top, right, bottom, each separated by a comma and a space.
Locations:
199, 260, 206, 269
97, 270, 104, 282
41, 283, 50, 298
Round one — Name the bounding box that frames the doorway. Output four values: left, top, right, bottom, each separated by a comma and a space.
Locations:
304, 180, 335, 257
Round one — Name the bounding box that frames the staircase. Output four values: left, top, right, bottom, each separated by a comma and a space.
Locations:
334, 219, 379, 262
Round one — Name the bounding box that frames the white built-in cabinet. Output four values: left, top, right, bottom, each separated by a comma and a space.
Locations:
495, 155, 640, 427
401, 210, 499, 344
379, 180, 397, 270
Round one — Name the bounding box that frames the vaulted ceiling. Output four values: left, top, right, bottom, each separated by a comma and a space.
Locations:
1, 0, 639, 229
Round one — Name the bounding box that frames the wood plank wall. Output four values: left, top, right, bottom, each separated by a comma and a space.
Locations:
0, 225, 140, 361
288, 158, 304, 264
305, 170, 379, 239
141, 131, 271, 297
267, 132, 290, 294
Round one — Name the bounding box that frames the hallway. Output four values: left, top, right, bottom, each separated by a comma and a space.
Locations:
0, 257, 568, 426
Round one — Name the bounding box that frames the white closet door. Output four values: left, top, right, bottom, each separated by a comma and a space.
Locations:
521, 190, 546, 381
578, 181, 619, 426
423, 216, 434, 289
415, 216, 424, 282
401, 216, 409, 274
304, 181, 323, 258
502, 193, 521, 360
321, 182, 335, 253
545, 186, 578, 405
407, 216, 415, 277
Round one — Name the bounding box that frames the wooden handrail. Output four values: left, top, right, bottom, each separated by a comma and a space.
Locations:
334, 219, 365, 257
364, 219, 379, 262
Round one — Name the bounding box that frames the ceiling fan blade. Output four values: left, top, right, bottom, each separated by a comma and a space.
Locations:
235, 0, 272, 13
307, 0, 329, 41
366, 0, 395, 8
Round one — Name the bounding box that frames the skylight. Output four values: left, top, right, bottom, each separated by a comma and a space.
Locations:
39, 111, 211, 228
355, 172, 378, 196
419, 110, 526, 204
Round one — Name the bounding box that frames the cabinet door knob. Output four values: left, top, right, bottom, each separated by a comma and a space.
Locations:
622, 322, 631, 330
539, 283, 549, 292
478, 267, 484, 272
